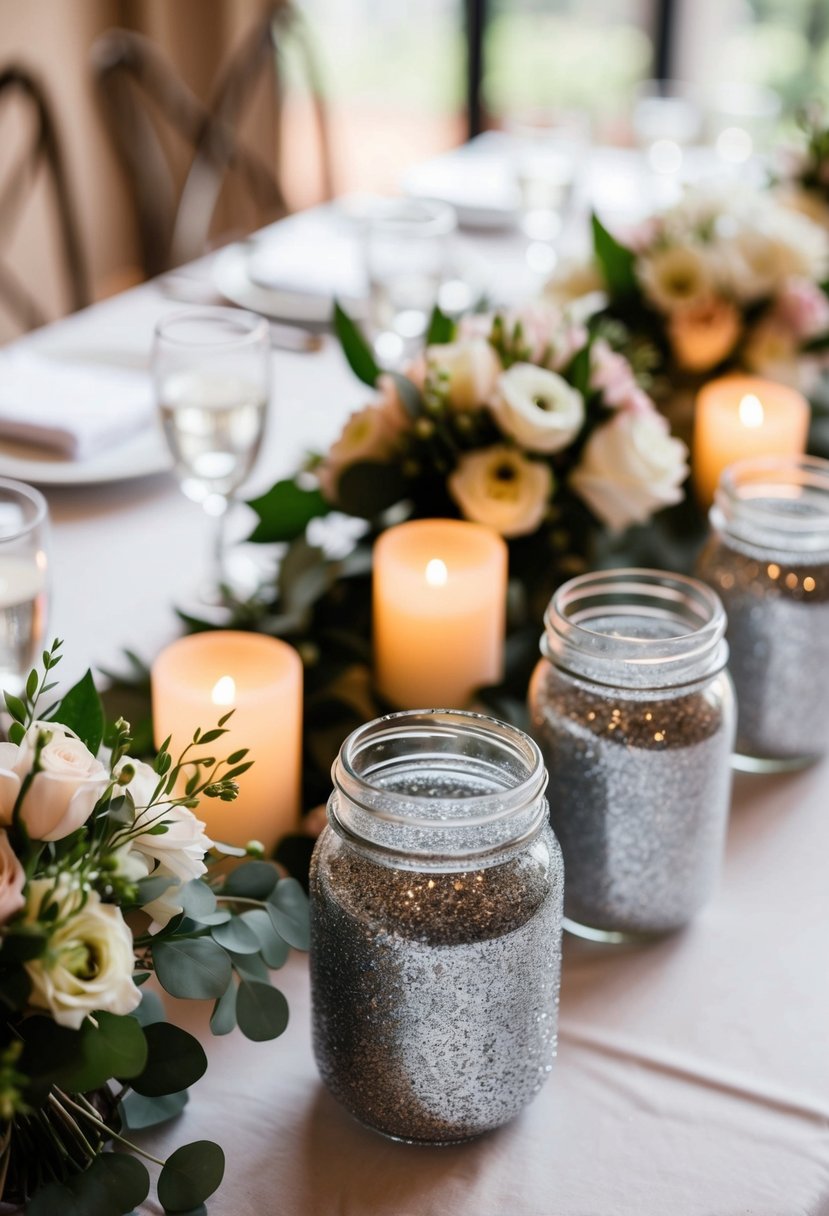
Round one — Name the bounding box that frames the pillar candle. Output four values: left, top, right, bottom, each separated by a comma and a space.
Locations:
693, 375, 809, 506
374, 519, 508, 710
151, 631, 302, 850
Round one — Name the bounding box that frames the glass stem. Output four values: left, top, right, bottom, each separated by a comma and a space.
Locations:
209, 494, 229, 593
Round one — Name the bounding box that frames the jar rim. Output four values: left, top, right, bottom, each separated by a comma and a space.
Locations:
713, 454, 829, 548
542, 567, 728, 688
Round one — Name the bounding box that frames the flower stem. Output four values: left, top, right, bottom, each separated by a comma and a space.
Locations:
56, 1092, 166, 1169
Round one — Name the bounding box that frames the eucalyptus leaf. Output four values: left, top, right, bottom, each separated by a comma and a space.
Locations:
247, 479, 330, 544
136, 874, 178, 906
67, 1011, 148, 1092
131, 988, 166, 1028
157, 1140, 225, 1213
130, 1022, 208, 1097
210, 980, 238, 1036
267, 878, 311, 950
240, 909, 290, 969
227, 950, 269, 982
26, 1183, 85, 1216
179, 879, 218, 920
50, 668, 105, 754
236, 978, 290, 1041
333, 299, 380, 386
210, 916, 260, 954
153, 938, 232, 1000
68, 1151, 150, 1215
221, 860, 278, 900
121, 1088, 189, 1131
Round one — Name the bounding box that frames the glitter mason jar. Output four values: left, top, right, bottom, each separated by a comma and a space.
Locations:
528, 569, 735, 942
309, 710, 564, 1145
696, 455, 829, 772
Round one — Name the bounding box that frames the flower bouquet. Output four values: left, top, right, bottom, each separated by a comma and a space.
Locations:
559, 185, 829, 435
0, 641, 308, 1215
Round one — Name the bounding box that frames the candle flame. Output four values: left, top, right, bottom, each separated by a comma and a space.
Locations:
425, 558, 448, 587
738, 393, 764, 428
211, 675, 236, 706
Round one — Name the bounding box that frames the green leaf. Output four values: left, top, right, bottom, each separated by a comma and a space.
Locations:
20, 1011, 148, 1095
210, 981, 238, 1036
426, 303, 456, 345
157, 1140, 225, 1213
0, 926, 47, 961
25, 667, 39, 700
27, 1183, 85, 1216
3, 691, 26, 723
336, 460, 407, 519
7, 720, 24, 745
68, 1151, 150, 1215
565, 340, 593, 399
130, 1022, 207, 1097
241, 909, 290, 969
0, 962, 31, 1012
121, 1087, 189, 1131
267, 878, 310, 951
135, 874, 178, 906
236, 978, 290, 1042
211, 916, 260, 954
131, 988, 166, 1027
179, 880, 218, 920
591, 212, 638, 299
333, 300, 380, 386
227, 950, 269, 982
221, 860, 278, 900
153, 938, 232, 1000
389, 371, 423, 420
247, 478, 330, 543
50, 668, 105, 755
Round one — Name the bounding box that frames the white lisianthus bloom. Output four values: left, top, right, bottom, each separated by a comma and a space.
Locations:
667, 297, 742, 372
0, 829, 24, 924
491, 363, 585, 454
570, 410, 689, 532
448, 445, 553, 538
23, 877, 140, 1029
637, 244, 713, 314
723, 210, 829, 304
426, 339, 501, 410
0, 723, 109, 842
117, 758, 212, 887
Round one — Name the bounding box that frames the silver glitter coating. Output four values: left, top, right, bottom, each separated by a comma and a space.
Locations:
309, 798, 563, 1144
529, 615, 735, 938
697, 536, 829, 764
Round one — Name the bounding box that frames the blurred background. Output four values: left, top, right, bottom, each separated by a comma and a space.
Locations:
1, 0, 828, 339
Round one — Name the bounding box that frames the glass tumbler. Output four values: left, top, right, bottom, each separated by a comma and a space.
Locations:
696, 455, 829, 771
528, 569, 735, 942
0, 478, 49, 696
310, 709, 563, 1144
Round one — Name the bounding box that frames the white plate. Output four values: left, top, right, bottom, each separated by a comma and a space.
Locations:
0, 423, 172, 487
212, 242, 367, 326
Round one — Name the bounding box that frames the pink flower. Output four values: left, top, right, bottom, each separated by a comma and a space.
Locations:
775, 278, 829, 341
0, 830, 24, 924
589, 339, 640, 408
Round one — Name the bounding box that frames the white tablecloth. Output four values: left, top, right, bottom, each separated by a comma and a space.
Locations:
7, 217, 829, 1216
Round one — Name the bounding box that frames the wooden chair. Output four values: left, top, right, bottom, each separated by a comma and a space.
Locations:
0, 66, 89, 333
91, 2, 334, 278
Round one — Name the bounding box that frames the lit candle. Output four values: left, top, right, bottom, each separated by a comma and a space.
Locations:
374, 519, 508, 709
693, 375, 809, 506
151, 631, 302, 850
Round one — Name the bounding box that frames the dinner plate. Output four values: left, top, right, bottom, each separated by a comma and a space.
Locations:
212, 242, 367, 326
0, 422, 172, 487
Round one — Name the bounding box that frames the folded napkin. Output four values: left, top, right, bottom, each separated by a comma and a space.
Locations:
0, 350, 154, 460
246, 211, 366, 301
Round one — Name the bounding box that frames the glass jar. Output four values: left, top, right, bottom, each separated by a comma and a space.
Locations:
309, 709, 563, 1145
696, 455, 829, 772
528, 568, 735, 942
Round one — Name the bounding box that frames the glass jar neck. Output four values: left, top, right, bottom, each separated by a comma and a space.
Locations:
541, 568, 728, 691
711, 455, 829, 556
329, 710, 549, 871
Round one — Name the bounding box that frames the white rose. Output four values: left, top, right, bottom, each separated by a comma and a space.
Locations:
491, 363, 585, 454
0, 829, 24, 924
448, 444, 553, 538
118, 758, 212, 887
570, 410, 689, 532
0, 723, 109, 842
637, 244, 713, 314
23, 877, 140, 1029
426, 339, 501, 410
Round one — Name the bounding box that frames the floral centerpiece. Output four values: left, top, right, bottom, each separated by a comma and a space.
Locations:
554, 185, 829, 425
0, 641, 308, 1215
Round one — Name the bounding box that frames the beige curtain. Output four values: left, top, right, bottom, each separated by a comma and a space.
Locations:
0, 0, 278, 338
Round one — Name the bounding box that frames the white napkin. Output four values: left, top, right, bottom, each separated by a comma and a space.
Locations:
0, 350, 154, 460
246, 211, 366, 301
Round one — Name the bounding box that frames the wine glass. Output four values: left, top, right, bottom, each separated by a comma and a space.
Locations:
152, 308, 270, 602
0, 478, 50, 696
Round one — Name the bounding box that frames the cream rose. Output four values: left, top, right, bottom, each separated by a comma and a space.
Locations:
0, 723, 109, 842
0, 830, 24, 924
448, 445, 553, 537
317, 392, 406, 502
491, 363, 584, 454
119, 758, 212, 887
637, 244, 713, 314
570, 411, 689, 532
23, 878, 140, 1029
667, 297, 742, 372
426, 339, 501, 410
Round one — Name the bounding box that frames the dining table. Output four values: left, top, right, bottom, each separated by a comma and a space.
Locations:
3, 141, 829, 1216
